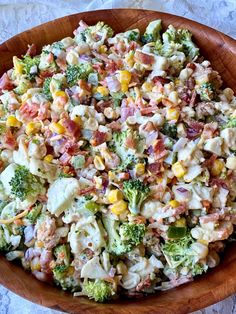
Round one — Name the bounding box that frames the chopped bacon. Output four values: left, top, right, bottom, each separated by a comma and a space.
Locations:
186, 120, 204, 139
186, 63, 196, 71
95, 100, 112, 113
59, 152, 71, 165
78, 79, 92, 92
62, 119, 80, 138
143, 121, 156, 132
107, 121, 122, 131
56, 56, 67, 71
105, 60, 119, 73
119, 172, 130, 180
161, 98, 176, 107
153, 76, 171, 85
210, 178, 228, 189
61, 140, 81, 155
125, 135, 136, 149
104, 153, 120, 169
78, 186, 96, 196
203, 154, 217, 168
136, 276, 152, 292
39, 70, 54, 79
92, 63, 105, 75
0, 73, 14, 92
19, 102, 39, 119
92, 51, 110, 63
189, 90, 197, 106
200, 213, 220, 224
37, 103, 50, 121
134, 51, 155, 65
90, 131, 107, 146
173, 203, 187, 216
201, 122, 218, 139
186, 77, 196, 90
152, 139, 168, 160
1, 129, 17, 149
140, 106, 158, 115
26, 44, 37, 57
147, 162, 162, 174
201, 200, 212, 210
150, 184, 165, 200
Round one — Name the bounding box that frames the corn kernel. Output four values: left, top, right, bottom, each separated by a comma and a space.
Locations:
49, 122, 65, 134
125, 52, 134, 68
35, 240, 44, 248
108, 171, 116, 180
44, 154, 54, 163
13, 56, 24, 75
142, 82, 153, 92
107, 189, 123, 203
175, 217, 186, 227
99, 45, 107, 53
211, 159, 224, 176
6, 116, 21, 128
198, 239, 208, 245
94, 156, 105, 171
54, 90, 68, 100
169, 200, 180, 208
73, 116, 82, 126
97, 86, 109, 97
172, 162, 187, 178
119, 70, 132, 85
25, 122, 41, 135
135, 163, 145, 176
110, 200, 128, 215
30, 261, 41, 271
121, 83, 128, 93
166, 107, 180, 121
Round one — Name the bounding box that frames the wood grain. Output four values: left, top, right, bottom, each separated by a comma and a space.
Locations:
0, 8, 236, 314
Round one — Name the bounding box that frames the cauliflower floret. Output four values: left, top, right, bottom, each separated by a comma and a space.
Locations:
68, 216, 106, 255
204, 137, 223, 156
81, 256, 108, 279
221, 128, 236, 151
0, 163, 17, 195
47, 178, 79, 216
29, 157, 57, 183
191, 221, 233, 242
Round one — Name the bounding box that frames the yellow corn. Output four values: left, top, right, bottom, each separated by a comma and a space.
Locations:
73, 116, 82, 126
54, 90, 68, 100
211, 159, 225, 176
142, 82, 154, 92
108, 171, 116, 181
107, 189, 123, 203
135, 163, 145, 176
35, 240, 44, 248
198, 239, 209, 245
121, 83, 129, 93
94, 156, 105, 171
175, 217, 186, 227
13, 56, 24, 75
30, 261, 41, 272
110, 200, 128, 215
119, 70, 132, 85
25, 122, 41, 135
6, 116, 21, 128
125, 52, 135, 68
97, 86, 109, 97
169, 200, 180, 208
172, 161, 187, 178
166, 108, 180, 121
99, 45, 107, 53
49, 122, 65, 134
44, 154, 54, 163
156, 177, 163, 184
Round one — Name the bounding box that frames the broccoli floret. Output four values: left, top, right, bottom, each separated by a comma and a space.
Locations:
162, 234, 207, 276
83, 279, 114, 302
223, 118, 236, 129
110, 91, 125, 107
120, 222, 145, 246
0, 226, 10, 252
161, 122, 177, 139
123, 179, 150, 215
102, 216, 145, 255
24, 202, 42, 224
71, 155, 85, 170
118, 154, 139, 171
42, 77, 52, 100
21, 56, 40, 80
141, 19, 162, 43
198, 82, 215, 101
14, 79, 31, 95
77, 21, 114, 48
9, 165, 44, 201
126, 30, 140, 42
177, 29, 199, 59
66, 63, 93, 86
88, 72, 99, 86
52, 265, 80, 291
54, 244, 70, 266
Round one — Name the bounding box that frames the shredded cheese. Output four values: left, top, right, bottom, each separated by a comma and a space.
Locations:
0, 208, 29, 225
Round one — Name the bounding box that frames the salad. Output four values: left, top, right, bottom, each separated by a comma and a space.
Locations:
0, 19, 236, 303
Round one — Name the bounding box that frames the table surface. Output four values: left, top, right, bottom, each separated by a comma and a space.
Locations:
0, 0, 236, 313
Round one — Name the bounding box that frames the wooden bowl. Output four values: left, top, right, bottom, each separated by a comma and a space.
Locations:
0, 9, 236, 314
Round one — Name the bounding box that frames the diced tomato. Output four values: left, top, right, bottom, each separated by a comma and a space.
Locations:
1, 129, 17, 149
19, 102, 39, 119
26, 44, 37, 57
153, 76, 171, 85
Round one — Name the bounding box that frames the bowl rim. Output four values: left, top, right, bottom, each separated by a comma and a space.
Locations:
0, 8, 236, 314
